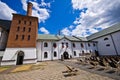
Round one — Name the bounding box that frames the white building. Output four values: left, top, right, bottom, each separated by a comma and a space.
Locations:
87, 23, 120, 56
37, 34, 97, 61
0, 20, 11, 64
0, 2, 120, 65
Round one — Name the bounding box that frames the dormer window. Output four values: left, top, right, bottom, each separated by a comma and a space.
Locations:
66, 42, 68, 48
53, 43, 57, 48
93, 43, 96, 46
81, 43, 84, 48
44, 42, 48, 47
104, 37, 109, 41
62, 42, 64, 48
73, 43, 75, 48
88, 43, 90, 47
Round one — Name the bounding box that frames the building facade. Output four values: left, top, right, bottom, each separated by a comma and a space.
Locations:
87, 23, 120, 56
1, 2, 38, 65
0, 2, 120, 66
37, 35, 97, 61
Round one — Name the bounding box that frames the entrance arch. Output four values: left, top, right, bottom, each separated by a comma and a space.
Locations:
16, 51, 24, 65
63, 51, 69, 59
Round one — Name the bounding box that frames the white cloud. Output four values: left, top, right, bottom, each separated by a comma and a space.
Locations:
40, 0, 51, 8
61, 27, 71, 36
21, 0, 50, 23
39, 27, 49, 34
61, 0, 120, 37
0, 1, 17, 20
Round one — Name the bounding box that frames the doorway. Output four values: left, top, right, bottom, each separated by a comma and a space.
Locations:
16, 51, 24, 65
95, 50, 99, 56
63, 51, 69, 59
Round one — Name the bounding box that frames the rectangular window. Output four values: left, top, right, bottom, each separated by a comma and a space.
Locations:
74, 51, 76, 56
24, 21, 26, 24
18, 20, 21, 24
23, 27, 25, 32
28, 28, 31, 32
15, 35, 18, 40
21, 35, 24, 40
28, 35, 30, 40
44, 52, 48, 58
17, 26, 20, 31
29, 21, 31, 25
54, 52, 57, 57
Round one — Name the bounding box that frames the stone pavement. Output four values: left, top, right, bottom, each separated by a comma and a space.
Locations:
0, 61, 114, 80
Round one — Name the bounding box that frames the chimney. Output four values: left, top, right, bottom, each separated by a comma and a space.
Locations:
27, 2, 33, 16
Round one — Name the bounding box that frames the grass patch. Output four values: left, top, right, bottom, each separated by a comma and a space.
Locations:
11, 65, 32, 73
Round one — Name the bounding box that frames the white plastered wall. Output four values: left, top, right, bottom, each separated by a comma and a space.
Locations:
1, 48, 37, 65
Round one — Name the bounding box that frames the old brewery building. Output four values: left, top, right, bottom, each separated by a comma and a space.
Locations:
0, 2, 120, 65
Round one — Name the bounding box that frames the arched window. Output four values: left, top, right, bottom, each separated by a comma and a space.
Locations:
23, 27, 25, 32
44, 42, 48, 47
82, 51, 84, 54
28, 28, 31, 32
24, 21, 26, 24
44, 52, 48, 58
104, 37, 109, 41
15, 35, 18, 40
17, 26, 20, 31
54, 51, 57, 57
66, 42, 68, 48
73, 43, 75, 48
21, 35, 24, 40
89, 50, 92, 53
88, 43, 90, 47
74, 51, 76, 56
81, 43, 84, 48
93, 43, 96, 46
62, 42, 64, 48
29, 21, 31, 25
28, 35, 30, 40
18, 20, 21, 24
53, 43, 57, 48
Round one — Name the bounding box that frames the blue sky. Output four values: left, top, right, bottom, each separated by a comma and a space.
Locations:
0, 0, 120, 37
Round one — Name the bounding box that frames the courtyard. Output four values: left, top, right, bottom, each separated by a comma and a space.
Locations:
0, 59, 118, 80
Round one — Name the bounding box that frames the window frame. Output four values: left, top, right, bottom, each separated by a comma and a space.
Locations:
44, 42, 48, 47
15, 35, 18, 40
74, 51, 76, 56
44, 52, 48, 58
21, 35, 24, 40
104, 37, 109, 41
73, 43, 75, 48
81, 43, 84, 48
54, 51, 57, 57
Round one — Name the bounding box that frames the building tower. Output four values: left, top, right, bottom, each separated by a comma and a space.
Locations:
1, 2, 38, 65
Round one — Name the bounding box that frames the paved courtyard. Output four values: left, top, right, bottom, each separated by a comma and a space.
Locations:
0, 60, 115, 80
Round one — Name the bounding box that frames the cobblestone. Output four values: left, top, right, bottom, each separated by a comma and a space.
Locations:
0, 61, 114, 80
